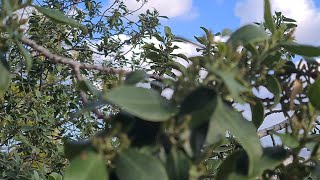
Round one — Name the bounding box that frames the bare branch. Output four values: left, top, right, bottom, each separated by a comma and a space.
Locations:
20, 37, 162, 81
257, 118, 290, 138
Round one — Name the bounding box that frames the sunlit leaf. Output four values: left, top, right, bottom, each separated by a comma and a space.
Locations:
164, 26, 172, 37
227, 25, 269, 48
104, 86, 178, 122
116, 149, 168, 180
264, 0, 276, 33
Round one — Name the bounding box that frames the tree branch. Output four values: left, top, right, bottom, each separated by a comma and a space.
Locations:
20, 37, 162, 81
257, 118, 290, 138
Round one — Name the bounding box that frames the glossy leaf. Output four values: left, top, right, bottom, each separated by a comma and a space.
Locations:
227, 25, 269, 48
64, 152, 108, 180
125, 70, 147, 85
307, 78, 320, 110
281, 42, 320, 57
250, 99, 265, 129
104, 86, 178, 122
264, 0, 276, 33
34, 6, 88, 33
207, 97, 263, 175
116, 149, 168, 180
265, 75, 281, 107
166, 148, 191, 180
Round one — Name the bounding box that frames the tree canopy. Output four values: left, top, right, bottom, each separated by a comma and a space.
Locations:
1, 0, 320, 179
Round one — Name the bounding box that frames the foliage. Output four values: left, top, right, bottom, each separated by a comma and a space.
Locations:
0, 0, 320, 179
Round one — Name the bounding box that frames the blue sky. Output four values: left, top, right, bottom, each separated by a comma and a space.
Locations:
114, 0, 320, 45
165, 0, 240, 38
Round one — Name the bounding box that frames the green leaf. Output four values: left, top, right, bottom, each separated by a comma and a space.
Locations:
207, 97, 263, 176
262, 52, 281, 67
194, 36, 207, 45
179, 87, 217, 128
104, 86, 178, 122
64, 139, 93, 160
216, 150, 248, 180
201, 27, 213, 43
209, 67, 248, 102
307, 78, 320, 110
166, 148, 191, 180
116, 149, 168, 180
16, 42, 32, 71
250, 99, 265, 129
217, 148, 288, 179
48, 172, 63, 180
77, 79, 101, 97
251, 147, 288, 177
146, 51, 162, 62
64, 152, 108, 180
172, 53, 189, 62
227, 25, 269, 48
264, 0, 276, 33
283, 17, 297, 22
275, 133, 300, 148
180, 87, 217, 116
265, 75, 281, 107
34, 6, 88, 33
310, 161, 320, 179
222, 28, 233, 36
166, 62, 187, 75
164, 26, 172, 37
0, 57, 10, 96
281, 42, 320, 57
125, 70, 147, 85
2, 0, 13, 16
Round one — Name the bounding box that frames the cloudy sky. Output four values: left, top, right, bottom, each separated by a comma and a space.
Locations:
106, 0, 320, 45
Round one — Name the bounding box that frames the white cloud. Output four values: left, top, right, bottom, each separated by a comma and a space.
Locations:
235, 0, 320, 45
106, 0, 197, 20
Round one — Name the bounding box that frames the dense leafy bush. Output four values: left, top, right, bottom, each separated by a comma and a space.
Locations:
1, 0, 320, 179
